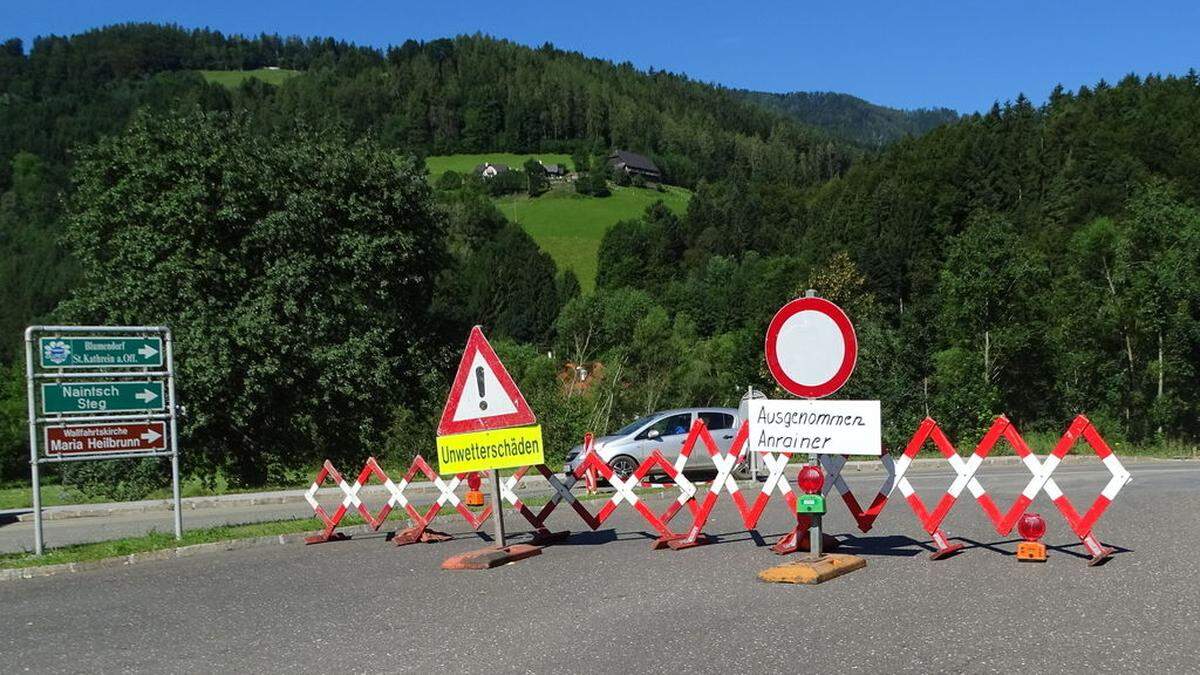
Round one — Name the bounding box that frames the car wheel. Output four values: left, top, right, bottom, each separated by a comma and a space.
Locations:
607, 455, 639, 481
732, 459, 753, 481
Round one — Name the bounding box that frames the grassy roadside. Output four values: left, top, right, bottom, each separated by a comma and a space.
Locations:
0, 516, 363, 570
0, 471, 312, 511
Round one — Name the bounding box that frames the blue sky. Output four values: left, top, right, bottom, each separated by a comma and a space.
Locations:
3, 1, 1198, 112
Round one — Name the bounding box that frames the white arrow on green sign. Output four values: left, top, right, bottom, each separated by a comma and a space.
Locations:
40, 382, 165, 414
39, 337, 163, 369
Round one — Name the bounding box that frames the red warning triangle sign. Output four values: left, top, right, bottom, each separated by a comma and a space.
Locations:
437, 326, 537, 436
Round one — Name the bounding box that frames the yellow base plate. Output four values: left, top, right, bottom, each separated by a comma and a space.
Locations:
757, 553, 867, 585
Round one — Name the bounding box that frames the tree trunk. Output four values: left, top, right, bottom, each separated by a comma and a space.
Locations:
1158, 329, 1164, 436
983, 330, 991, 384
1101, 257, 1134, 425
923, 376, 930, 417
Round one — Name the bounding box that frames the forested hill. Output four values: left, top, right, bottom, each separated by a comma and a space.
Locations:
0, 24, 860, 190
739, 90, 959, 146
0, 23, 862, 364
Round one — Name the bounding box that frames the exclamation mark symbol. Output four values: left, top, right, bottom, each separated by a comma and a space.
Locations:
475, 366, 488, 410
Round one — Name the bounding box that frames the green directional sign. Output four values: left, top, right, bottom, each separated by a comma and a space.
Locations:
39, 337, 163, 369
40, 381, 165, 414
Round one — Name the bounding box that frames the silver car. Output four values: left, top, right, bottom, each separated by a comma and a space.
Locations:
562, 407, 747, 480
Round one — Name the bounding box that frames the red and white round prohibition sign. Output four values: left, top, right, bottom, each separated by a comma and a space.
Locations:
765, 296, 857, 399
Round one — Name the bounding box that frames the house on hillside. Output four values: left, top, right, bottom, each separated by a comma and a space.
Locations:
607, 149, 662, 181
539, 161, 566, 179
474, 162, 511, 179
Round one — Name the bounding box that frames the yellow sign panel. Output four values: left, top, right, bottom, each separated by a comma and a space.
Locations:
436, 425, 545, 474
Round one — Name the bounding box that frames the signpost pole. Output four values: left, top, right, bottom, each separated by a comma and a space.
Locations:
748, 386, 759, 482
802, 291, 822, 559
24, 328, 44, 555
165, 329, 182, 540
490, 469, 506, 548
807, 452, 821, 561
757, 290, 871, 583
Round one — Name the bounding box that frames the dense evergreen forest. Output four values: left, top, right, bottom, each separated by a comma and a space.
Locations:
738, 90, 959, 147
0, 23, 1196, 492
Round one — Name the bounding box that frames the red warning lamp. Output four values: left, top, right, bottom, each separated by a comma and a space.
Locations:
1018, 512, 1046, 541
1016, 512, 1047, 562
797, 465, 824, 495
464, 471, 485, 507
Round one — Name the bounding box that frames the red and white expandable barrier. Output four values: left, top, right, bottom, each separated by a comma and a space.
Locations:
889, 417, 992, 558
892, 415, 1130, 564
973, 415, 1130, 564
500, 463, 597, 544
663, 419, 895, 553
567, 448, 700, 548
302, 414, 1130, 565
302, 455, 493, 545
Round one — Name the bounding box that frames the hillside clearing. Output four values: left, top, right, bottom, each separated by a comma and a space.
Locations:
425, 153, 574, 176
496, 184, 691, 291
199, 68, 300, 87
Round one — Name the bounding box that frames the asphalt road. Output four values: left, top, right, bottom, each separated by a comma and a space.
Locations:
2, 461, 1197, 673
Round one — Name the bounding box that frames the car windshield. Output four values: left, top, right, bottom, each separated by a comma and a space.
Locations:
613, 415, 655, 437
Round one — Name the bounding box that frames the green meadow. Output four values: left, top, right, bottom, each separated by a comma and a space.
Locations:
496, 184, 691, 291
425, 153, 575, 176
199, 68, 300, 87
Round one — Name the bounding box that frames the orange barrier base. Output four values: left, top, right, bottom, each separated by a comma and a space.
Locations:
1016, 541, 1047, 562
304, 531, 350, 545
394, 526, 454, 546
759, 554, 867, 585
656, 533, 714, 550
441, 544, 543, 570
928, 529, 965, 560
528, 528, 571, 546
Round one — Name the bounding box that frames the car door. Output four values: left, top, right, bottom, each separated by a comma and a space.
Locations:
694, 411, 737, 469
636, 412, 694, 471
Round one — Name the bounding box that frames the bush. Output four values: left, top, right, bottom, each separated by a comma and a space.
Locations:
0, 362, 26, 480
435, 170, 463, 190
61, 457, 170, 502
61, 111, 449, 486
575, 172, 610, 197
484, 168, 523, 196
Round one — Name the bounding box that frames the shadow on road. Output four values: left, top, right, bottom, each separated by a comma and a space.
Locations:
0, 512, 25, 527
835, 533, 928, 558
933, 536, 1132, 564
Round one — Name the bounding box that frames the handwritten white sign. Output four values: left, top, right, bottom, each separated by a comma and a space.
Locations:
748, 399, 881, 455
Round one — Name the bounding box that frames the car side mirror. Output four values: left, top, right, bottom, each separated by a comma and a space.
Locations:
646, 429, 661, 440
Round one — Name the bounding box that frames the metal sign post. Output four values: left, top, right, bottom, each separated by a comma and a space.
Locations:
435, 327, 544, 569
490, 469, 506, 548
25, 325, 182, 555
756, 290, 871, 583
807, 453, 821, 561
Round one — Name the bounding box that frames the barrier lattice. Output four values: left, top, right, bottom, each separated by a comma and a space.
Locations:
303, 455, 492, 545
301, 415, 1130, 565
892, 414, 1131, 563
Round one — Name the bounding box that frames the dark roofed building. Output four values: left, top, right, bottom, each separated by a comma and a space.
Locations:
540, 161, 566, 177
607, 150, 662, 181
